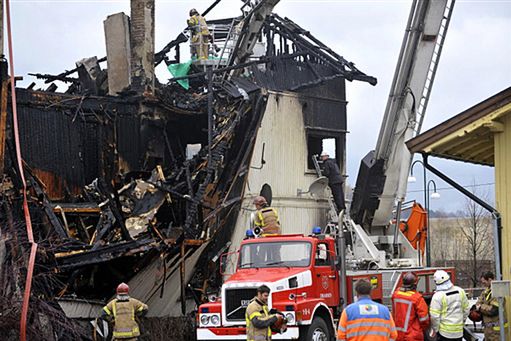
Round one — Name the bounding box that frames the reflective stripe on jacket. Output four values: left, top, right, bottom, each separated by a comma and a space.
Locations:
429, 285, 469, 339
187, 15, 209, 36
477, 287, 508, 333
391, 289, 430, 341
337, 297, 398, 341
102, 297, 148, 339
245, 298, 273, 341
254, 207, 281, 235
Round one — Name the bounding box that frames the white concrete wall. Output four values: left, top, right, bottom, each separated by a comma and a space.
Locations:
229, 91, 331, 254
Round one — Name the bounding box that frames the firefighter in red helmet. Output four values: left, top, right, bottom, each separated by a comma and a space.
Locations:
391, 272, 430, 341
101, 283, 148, 340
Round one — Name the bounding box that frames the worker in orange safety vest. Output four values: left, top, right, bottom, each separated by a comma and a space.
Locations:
337, 279, 398, 341
391, 272, 430, 341
101, 283, 148, 340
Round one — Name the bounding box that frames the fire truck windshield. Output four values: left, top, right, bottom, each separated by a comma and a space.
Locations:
239, 241, 312, 268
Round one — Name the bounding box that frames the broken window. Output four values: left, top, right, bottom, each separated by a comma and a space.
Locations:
306, 132, 340, 170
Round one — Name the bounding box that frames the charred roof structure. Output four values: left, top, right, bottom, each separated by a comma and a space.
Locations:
0, 0, 375, 339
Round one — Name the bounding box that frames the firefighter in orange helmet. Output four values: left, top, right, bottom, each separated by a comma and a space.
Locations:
101, 283, 148, 340
391, 272, 430, 341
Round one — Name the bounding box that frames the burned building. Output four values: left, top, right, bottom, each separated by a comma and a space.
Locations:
0, 0, 375, 339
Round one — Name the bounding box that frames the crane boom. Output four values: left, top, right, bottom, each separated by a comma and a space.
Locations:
351, 0, 455, 229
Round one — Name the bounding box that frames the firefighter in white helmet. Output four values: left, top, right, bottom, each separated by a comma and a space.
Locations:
429, 270, 469, 341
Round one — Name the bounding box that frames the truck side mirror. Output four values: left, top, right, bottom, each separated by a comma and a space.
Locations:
220, 251, 239, 276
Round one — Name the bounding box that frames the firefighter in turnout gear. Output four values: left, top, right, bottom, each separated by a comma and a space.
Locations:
187, 8, 210, 60
429, 270, 469, 341
476, 271, 508, 341
245, 285, 279, 341
253, 196, 281, 236
337, 279, 398, 341
101, 283, 148, 340
391, 272, 430, 341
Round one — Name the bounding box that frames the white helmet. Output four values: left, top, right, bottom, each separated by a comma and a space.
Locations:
433, 270, 450, 285
320, 151, 329, 157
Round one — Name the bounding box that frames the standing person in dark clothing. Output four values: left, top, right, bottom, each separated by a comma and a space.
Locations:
320, 151, 346, 212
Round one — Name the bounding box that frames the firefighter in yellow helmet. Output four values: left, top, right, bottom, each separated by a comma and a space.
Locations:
101, 283, 148, 340
187, 8, 210, 60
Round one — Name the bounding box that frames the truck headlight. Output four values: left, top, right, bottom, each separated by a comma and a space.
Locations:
210, 314, 220, 326
200, 314, 210, 326
285, 312, 295, 325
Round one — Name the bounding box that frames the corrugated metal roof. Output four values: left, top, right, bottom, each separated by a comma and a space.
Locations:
406, 86, 511, 166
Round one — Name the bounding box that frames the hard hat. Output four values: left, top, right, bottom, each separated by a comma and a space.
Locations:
253, 196, 267, 206
468, 305, 482, 322
189, 8, 199, 16
272, 314, 286, 331
433, 270, 450, 285
116, 282, 129, 295
402, 272, 418, 288
320, 151, 329, 157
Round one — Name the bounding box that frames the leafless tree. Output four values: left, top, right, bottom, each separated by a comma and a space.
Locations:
455, 192, 494, 288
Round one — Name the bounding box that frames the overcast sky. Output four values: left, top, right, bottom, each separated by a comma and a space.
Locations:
6, 0, 511, 212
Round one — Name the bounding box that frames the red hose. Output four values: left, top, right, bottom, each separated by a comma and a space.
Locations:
5, 0, 38, 340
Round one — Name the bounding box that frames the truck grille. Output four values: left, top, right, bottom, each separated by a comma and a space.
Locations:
224, 288, 257, 322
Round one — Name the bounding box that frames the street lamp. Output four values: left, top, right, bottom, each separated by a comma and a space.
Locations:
409, 160, 427, 266
426, 179, 441, 266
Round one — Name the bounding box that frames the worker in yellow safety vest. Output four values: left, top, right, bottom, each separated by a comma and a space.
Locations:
476, 271, 508, 341
101, 282, 148, 340
245, 285, 282, 341
429, 270, 469, 341
187, 8, 210, 60
253, 196, 281, 236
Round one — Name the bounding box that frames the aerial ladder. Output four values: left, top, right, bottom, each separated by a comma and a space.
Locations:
348, 0, 455, 267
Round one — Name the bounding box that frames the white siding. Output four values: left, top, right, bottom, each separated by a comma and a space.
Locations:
229, 92, 331, 254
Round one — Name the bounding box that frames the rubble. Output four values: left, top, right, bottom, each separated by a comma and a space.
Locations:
0, 1, 375, 339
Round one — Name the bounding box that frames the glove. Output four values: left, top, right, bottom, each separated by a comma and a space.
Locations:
269, 308, 279, 314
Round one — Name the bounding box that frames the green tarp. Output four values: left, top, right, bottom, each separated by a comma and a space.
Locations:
167, 60, 192, 90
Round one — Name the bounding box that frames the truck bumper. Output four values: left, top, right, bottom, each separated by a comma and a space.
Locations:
197, 326, 300, 340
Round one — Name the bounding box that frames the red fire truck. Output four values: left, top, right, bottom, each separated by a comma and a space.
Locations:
197, 0, 456, 339
196, 232, 454, 340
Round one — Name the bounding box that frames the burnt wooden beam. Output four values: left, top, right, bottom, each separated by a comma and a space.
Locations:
55, 237, 157, 270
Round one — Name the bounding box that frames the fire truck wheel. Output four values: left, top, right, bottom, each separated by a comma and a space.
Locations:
300, 316, 332, 341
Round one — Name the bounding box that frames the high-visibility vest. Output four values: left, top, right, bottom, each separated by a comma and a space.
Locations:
245, 298, 272, 341
429, 285, 469, 339
187, 15, 210, 36
337, 297, 398, 341
477, 287, 508, 332
102, 297, 148, 339
391, 289, 430, 341
254, 207, 281, 235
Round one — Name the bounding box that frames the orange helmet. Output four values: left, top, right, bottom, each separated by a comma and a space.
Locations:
253, 196, 267, 207
402, 272, 418, 289
116, 282, 129, 295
